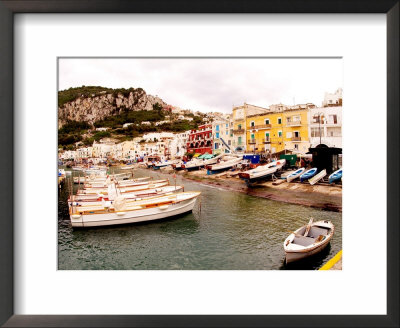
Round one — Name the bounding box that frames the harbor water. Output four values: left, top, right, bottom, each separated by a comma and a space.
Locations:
58, 168, 342, 270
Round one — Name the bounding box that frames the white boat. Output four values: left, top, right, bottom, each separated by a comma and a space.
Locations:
83, 176, 150, 188
83, 178, 165, 190
309, 169, 327, 185
69, 191, 201, 228
182, 158, 205, 171
77, 181, 169, 195
205, 156, 243, 174
284, 218, 335, 264
69, 185, 184, 206
286, 168, 306, 182
153, 159, 179, 170
239, 163, 278, 183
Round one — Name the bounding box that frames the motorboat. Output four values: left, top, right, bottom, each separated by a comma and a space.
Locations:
69, 191, 201, 228
284, 218, 334, 264
205, 155, 242, 175
77, 181, 169, 196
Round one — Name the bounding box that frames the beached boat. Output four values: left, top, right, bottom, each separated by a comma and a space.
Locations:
284, 218, 334, 264
328, 168, 342, 184
299, 167, 318, 182
205, 156, 242, 175
309, 169, 327, 185
83, 177, 159, 189
181, 158, 205, 171
238, 161, 278, 183
153, 159, 179, 170
69, 191, 201, 228
286, 168, 305, 182
69, 185, 184, 206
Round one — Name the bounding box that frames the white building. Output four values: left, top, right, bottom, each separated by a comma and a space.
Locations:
123, 123, 134, 128
92, 141, 114, 158
59, 150, 77, 160
76, 147, 93, 159
322, 88, 343, 107
142, 121, 151, 125
95, 127, 109, 131
308, 106, 342, 148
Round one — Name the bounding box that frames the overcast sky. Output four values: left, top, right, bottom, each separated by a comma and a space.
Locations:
59, 58, 342, 113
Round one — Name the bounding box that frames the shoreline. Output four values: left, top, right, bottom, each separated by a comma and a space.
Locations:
142, 167, 342, 213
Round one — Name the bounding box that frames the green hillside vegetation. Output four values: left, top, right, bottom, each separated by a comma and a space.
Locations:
58, 85, 145, 107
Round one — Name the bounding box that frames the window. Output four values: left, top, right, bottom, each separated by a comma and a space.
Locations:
278, 131, 282, 137
226, 124, 228, 128
228, 140, 231, 146
251, 133, 255, 139
265, 119, 270, 124
294, 131, 299, 137
216, 125, 220, 131
216, 132, 220, 139
226, 131, 228, 135
238, 124, 242, 130
286, 132, 292, 138
238, 136, 242, 145
294, 144, 298, 150
311, 127, 325, 137
250, 121, 255, 127
278, 118, 282, 124
265, 132, 270, 141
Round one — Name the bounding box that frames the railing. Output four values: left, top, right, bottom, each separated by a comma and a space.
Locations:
262, 138, 271, 144
286, 120, 302, 126
248, 124, 271, 130
291, 137, 301, 141
248, 139, 256, 144
232, 129, 245, 134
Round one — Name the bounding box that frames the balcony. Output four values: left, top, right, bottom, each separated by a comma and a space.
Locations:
248, 139, 256, 144
286, 120, 302, 127
291, 137, 301, 141
232, 129, 245, 134
248, 124, 271, 130
262, 138, 271, 144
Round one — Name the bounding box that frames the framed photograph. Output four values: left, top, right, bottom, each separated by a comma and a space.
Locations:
0, 0, 398, 327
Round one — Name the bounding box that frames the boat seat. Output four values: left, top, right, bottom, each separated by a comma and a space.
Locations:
308, 226, 329, 238
293, 235, 315, 247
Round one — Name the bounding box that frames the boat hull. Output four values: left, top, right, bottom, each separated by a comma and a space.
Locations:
285, 240, 331, 264
71, 197, 198, 228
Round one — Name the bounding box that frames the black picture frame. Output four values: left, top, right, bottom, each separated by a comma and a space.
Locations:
0, 1, 398, 327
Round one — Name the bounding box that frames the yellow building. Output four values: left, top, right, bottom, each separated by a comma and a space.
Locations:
232, 103, 269, 151
246, 107, 310, 154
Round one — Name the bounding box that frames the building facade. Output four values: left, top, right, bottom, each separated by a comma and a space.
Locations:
232, 103, 269, 152
212, 117, 233, 154
187, 124, 213, 154
308, 106, 342, 148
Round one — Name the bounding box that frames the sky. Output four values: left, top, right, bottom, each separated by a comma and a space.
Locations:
59, 58, 342, 113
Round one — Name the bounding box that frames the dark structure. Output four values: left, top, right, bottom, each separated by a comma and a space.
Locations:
307, 144, 342, 174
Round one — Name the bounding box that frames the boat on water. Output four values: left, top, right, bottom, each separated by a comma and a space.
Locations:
205, 155, 242, 175
77, 181, 169, 195
286, 168, 305, 182
328, 168, 342, 184
283, 218, 334, 264
299, 167, 318, 182
309, 169, 327, 185
69, 185, 184, 206
69, 191, 201, 228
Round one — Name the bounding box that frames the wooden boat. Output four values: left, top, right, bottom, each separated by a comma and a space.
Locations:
286, 168, 305, 182
182, 158, 205, 171
83, 178, 164, 189
299, 167, 318, 182
284, 218, 334, 264
328, 168, 342, 184
77, 181, 169, 195
309, 169, 327, 185
69, 185, 184, 206
69, 191, 201, 228
153, 159, 179, 170
205, 156, 242, 175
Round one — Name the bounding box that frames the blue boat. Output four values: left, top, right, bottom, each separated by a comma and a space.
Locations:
328, 168, 342, 184
299, 167, 318, 182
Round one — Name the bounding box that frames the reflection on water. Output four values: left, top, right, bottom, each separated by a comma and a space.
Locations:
58, 168, 342, 270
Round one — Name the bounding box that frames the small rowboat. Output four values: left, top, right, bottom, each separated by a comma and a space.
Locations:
299, 167, 318, 182
284, 218, 334, 264
286, 168, 305, 182
309, 169, 327, 185
329, 168, 342, 184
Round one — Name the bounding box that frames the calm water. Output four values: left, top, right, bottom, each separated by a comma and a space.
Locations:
58, 168, 342, 270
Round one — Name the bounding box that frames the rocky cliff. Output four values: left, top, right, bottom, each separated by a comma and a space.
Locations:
58, 88, 166, 127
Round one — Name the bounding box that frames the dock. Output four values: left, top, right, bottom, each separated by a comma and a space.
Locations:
319, 250, 342, 270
